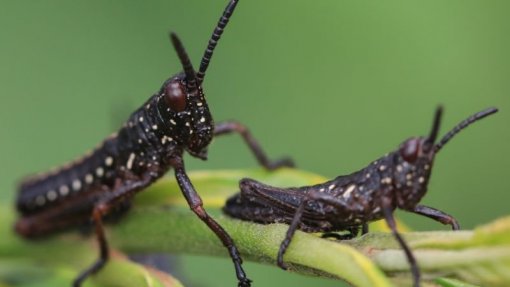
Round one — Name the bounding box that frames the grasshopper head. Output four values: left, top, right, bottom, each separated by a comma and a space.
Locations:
393, 107, 497, 210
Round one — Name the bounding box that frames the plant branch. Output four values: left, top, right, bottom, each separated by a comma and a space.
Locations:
2, 169, 510, 287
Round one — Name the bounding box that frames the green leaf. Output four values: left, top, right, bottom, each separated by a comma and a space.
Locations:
0, 210, 183, 287
435, 277, 480, 287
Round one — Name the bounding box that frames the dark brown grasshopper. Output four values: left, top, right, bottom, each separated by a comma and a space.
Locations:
224, 107, 498, 287
14, 1, 292, 286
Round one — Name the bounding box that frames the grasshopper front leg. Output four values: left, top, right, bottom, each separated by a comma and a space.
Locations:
170, 155, 251, 287
410, 204, 460, 230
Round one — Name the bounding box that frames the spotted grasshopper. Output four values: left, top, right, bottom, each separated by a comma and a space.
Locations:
224, 107, 497, 287
15, 1, 292, 286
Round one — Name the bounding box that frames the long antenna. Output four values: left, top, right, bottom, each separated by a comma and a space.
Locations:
196, 0, 240, 84
435, 107, 498, 153
170, 32, 197, 91
425, 106, 443, 147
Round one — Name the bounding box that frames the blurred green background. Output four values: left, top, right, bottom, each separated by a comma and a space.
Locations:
1, 1, 509, 286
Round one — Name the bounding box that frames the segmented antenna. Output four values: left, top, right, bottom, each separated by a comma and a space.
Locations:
196, 0, 240, 84
435, 107, 498, 152
425, 106, 443, 147
170, 32, 197, 91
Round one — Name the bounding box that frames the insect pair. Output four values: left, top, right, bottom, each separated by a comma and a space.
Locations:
224, 106, 498, 287
13, 0, 498, 285
15, 1, 291, 286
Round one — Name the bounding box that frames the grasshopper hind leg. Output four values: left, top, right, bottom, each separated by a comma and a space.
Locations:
382, 198, 420, 287
73, 176, 152, 286
73, 204, 110, 287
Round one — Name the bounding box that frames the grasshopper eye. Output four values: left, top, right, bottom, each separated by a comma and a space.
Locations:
164, 81, 187, 112
399, 138, 421, 163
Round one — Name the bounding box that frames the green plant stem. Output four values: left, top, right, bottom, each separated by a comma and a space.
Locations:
2, 169, 510, 287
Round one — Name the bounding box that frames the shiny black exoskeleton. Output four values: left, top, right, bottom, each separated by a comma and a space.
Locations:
224, 107, 498, 287
15, 1, 293, 286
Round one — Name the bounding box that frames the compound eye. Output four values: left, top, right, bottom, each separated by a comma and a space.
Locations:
399, 138, 421, 163
164, 81, 187, 112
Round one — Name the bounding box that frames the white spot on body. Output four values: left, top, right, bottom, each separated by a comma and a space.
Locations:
127, 153, 136, 170
319, 188, 325, 192
138, 139, 143, 144
170, 119, 176, 125
372, 207, 381, 214
161, 136, 173, 144
379, 165, 386, 171
197, 102, 203, 107
139, 117, 144, 122
342, 185, 356, 198
96, 167, 105, 177
424, 165, 430, 170
418, 177, 425, 183
200, 117, 205, 123
47, 190, 58, 201
35, 195, 46, 206
152, 125, 158, 130
105, 157, 113, 167
59, 185, 70, 196
72, 179, 82, 191
396, 165, 403, 172
366, 173, 371, 178
185, 122, 190, 127
328, 184, 336, 190
85, 174, 93, 184
381, 177, 392, 184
